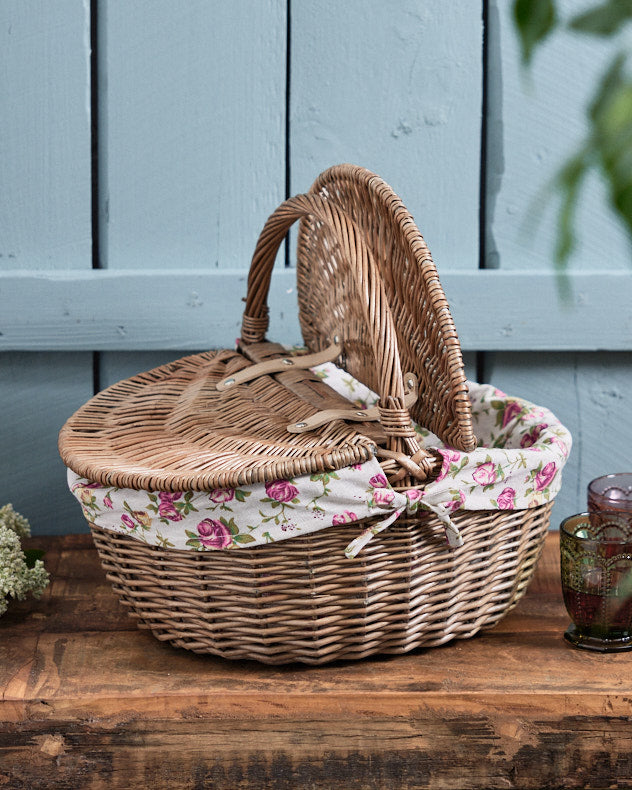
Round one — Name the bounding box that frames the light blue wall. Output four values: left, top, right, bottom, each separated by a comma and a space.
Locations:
1, 1, 630, 535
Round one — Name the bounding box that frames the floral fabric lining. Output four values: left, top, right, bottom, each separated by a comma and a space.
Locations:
67, 363, 571, 557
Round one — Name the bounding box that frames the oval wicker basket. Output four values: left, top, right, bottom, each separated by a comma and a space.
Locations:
60, 166, 555, 665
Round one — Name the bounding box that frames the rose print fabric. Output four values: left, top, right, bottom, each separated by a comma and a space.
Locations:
67, 364, 571, 556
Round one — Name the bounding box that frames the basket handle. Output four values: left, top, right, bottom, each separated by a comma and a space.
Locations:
241, 192, 436, 473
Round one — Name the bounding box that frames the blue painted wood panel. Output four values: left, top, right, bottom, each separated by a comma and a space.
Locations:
0, 0, 92, 269
0, 1, 93, 535
1, 1, 628, 537
290, 0, 483, 270
2, 270, 632, 351
98, 0, 286, 271
98, 0, 288, 422
0, 353, 93, 536
484, 0, 632, 534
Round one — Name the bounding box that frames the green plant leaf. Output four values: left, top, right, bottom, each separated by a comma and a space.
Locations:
513, 0, 558, 63
570, 0, 632, 36
554, 149, 590, 266
588, 54, 632, 239
233, 533, 256, 544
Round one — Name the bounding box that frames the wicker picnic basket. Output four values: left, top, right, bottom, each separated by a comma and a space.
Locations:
59, 165, 560, 665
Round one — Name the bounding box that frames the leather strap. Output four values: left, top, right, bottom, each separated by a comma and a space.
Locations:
287, 373, 419, 434
216, 341, 341, 391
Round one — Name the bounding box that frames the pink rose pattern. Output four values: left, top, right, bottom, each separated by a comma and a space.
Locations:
332, 510, 358, 525
158, 492, 184, 521
67, 378, 570, 552
265, 480, 299, 503
196, 519, 232, 549
535, 462, 556, 492
472, 462, 497, 486
520, 424, 548, 449
373, 488, 395, 507
435, 449, 462, 483
209, 488, 234, 503
497, 488, 516, 510
445, 491, 466, 513
502, 401, 523, 428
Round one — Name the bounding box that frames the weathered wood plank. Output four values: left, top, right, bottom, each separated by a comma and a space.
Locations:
2, 535, 632, 789
1, 270, 631, 351
290, 0, 483, 270
98, 0, 286, 272
0, 354, 92, 537
0, 0, 92, 270
2, 708, 632, 790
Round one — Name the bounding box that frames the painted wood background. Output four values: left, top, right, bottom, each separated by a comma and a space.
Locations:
1, 0, 630, 536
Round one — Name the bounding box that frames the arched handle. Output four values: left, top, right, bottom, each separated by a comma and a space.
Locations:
241, 192, 435, 472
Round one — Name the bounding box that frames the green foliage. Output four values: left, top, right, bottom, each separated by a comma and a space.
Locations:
514, 0, 557, 62
513, 0, 632, 269
570, 0, 632, 36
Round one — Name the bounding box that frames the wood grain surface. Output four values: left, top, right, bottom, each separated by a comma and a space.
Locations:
2, 532, 631, 789
3, 269, 632, 352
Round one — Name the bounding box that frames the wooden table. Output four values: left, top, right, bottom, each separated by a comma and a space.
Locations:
2, 533, 631, 789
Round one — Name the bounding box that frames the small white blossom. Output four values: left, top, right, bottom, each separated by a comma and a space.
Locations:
0, 504, 31, 540
0, 506, 49, 616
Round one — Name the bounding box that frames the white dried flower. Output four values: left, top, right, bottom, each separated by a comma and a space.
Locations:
0, 503, 31, 540
0, 506, 49, 616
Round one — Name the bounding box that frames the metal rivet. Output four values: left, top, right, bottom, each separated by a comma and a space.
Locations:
282, 358, 294, 366
407, 378, 414, 389
224, 378, 235, 386
333, 335, 340, 344
295, 422, 307, 428
356, 411, 365, 417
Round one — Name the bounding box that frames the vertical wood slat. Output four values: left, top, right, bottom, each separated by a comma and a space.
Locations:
98, 0, 288, 391
0, 1, 93, 535
98, 0, 287, 272
0, 0, 92, 270
290, 0, 483, 271
0, 354, 93, 536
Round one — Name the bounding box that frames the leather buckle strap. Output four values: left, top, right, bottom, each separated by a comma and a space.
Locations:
216, 340, 341, 391
287, 373, 418, 434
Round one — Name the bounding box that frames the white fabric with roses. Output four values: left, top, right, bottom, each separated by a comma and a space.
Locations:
67, 363, 571, 557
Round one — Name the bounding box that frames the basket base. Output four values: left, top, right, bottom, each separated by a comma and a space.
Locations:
90, 502, 553, 665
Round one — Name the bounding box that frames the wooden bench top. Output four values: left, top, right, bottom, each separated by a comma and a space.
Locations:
2, 532, 631, 789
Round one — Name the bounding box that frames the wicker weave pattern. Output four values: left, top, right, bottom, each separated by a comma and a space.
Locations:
299, 164, 476, 453
91, 502, 552, 665
59, 345, 382, 491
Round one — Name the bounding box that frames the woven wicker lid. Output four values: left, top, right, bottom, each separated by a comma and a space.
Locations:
297, 164, 476, 453
60, 168, 475, 493
59, 345, 378, 492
